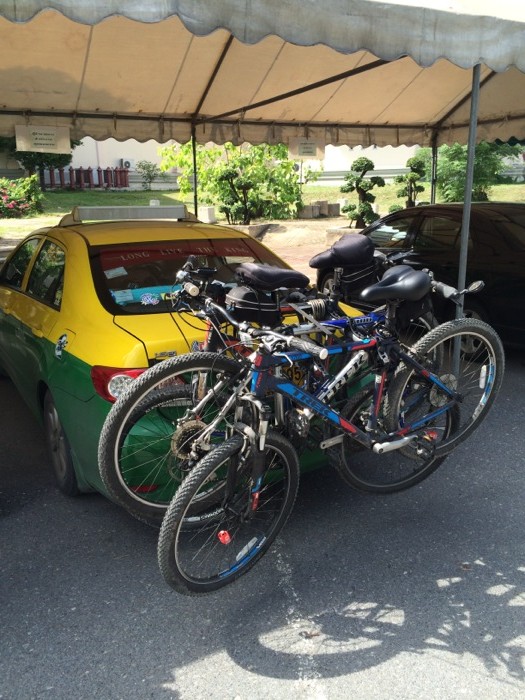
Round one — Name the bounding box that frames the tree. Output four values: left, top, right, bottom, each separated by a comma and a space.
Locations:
135, 160, 167, 190
394, 152, 426, 207
433, 141, 522, 202
161, 142, 304, 224
0, 136, 82, 190
0, 136, 82, 173
339, 156, 385, 228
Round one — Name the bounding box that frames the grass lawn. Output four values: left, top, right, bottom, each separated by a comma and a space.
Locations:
302, 182, 525, 215
1, 182, 524, 241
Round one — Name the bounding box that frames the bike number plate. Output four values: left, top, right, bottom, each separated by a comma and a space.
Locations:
283, 365, 305, 386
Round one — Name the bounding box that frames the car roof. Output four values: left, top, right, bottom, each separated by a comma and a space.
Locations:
395, 202, 525, 218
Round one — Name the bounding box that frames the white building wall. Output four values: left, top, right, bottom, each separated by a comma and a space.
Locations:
71, 137, 176, 171
71, 137, 417, 174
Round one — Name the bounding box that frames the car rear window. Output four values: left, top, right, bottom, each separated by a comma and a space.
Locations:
90, 237, 286, 314
367, 216, 414, 248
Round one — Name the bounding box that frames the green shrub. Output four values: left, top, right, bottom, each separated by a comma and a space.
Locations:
0, 175, 43, 218
340, 157, 384, 227
388, 203, 404, 213
161, 142, 304, 224
394, 153, 426, 207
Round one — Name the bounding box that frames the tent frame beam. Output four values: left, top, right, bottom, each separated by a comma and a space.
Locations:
193, 58, 389, 124
1, 108, 522, 137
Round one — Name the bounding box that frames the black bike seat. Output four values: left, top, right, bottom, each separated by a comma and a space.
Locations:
309, 233, 374, 269
236, 263, 309, 291
360, 265, 432, 303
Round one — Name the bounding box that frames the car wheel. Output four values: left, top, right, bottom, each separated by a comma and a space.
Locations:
462, 299, 488, 324
43, 391, 79, 496
318, 270, 335, 296
460, 300, 489, 355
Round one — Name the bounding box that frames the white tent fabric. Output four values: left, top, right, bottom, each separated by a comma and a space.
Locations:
0, 1, 524, 146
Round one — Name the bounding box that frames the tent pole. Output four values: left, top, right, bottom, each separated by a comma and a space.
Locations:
191, 125, 198, 216
456, 63, 481, 319
430, 133, 438, 203
430, 134, 437, 204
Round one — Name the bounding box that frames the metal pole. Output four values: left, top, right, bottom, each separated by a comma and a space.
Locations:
191, 125, 198, 216
430, 132, 438, 204
456, 63, 481, 319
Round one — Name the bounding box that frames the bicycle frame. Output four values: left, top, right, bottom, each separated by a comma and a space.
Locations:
246, 337, 460, 453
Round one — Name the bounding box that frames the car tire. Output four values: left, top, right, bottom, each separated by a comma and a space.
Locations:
318, 270, 336, 296
43, 391, 79, 496
462, 298, 489, 324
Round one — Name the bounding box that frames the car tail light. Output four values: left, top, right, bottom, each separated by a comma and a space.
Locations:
91, 366, 146, 403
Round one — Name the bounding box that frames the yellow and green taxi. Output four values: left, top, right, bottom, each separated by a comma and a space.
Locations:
0, 205, 296, 500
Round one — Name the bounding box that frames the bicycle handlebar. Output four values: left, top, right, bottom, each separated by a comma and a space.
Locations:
204, 299, 329, 360
285, 335, 329, 360
431, 278, 484, 303
432, 280, 460, 300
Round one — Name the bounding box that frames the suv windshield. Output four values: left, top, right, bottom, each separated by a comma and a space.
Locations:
91, 237, 286, 314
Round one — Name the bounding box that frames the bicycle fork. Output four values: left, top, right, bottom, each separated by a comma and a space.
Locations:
235, 397, 272, 512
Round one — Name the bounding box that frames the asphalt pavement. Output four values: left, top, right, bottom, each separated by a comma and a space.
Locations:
1, 343, 525, 698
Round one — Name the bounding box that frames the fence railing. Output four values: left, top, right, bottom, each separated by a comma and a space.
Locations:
41, 167, 129, 190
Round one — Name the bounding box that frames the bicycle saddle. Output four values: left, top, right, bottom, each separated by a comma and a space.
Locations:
359, 265, 432, 302
236, 262, 309, 291
309, 233, 374, 269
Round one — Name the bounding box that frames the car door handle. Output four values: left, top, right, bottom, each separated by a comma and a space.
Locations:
31, 326, 44, 338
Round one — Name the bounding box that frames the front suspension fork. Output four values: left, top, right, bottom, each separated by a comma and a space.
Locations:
236, 398, 272, 512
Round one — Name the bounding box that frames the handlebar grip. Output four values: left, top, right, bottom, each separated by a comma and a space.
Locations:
433, 281, 459, 300
183, 281, 200, 297
287, 337, 328, 360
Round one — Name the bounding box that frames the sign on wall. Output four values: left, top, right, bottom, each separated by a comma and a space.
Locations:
15, 125, 71, 154
288, 138, 325, 160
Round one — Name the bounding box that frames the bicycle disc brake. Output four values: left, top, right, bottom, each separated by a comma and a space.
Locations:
429, 373, 457, 408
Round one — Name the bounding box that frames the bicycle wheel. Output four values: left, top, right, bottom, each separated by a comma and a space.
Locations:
98, 352, 245, 526
385, 318, 505, 456
328, 386, 457, 493
158, 431, 300, 595
397, 309, 438, 348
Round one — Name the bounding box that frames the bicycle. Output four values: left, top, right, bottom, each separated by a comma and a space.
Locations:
98, 257, 441, 525
155, 288, 504, 593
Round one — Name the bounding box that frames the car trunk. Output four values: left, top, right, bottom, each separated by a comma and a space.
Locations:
113, 312, 207, 364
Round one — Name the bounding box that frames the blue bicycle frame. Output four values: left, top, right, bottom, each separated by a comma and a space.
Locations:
247, 336, 460, 451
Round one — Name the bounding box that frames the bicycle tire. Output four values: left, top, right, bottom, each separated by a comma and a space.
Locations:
98, 352, 245, 526
385, 318, 505, 456
158, 431, 300, 595
327, 386, 457, 493
397, 309, 438, 348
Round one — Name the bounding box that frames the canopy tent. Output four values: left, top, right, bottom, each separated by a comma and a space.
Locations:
0, 0, 524, 148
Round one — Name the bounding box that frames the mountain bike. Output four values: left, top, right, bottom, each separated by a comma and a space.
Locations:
98, 257, 441, 525
156, 294, 504, 593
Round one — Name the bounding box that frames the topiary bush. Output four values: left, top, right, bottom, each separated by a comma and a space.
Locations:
388, 203, 404, 213
340, 157, 384, 228
0, 175, 43, 218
